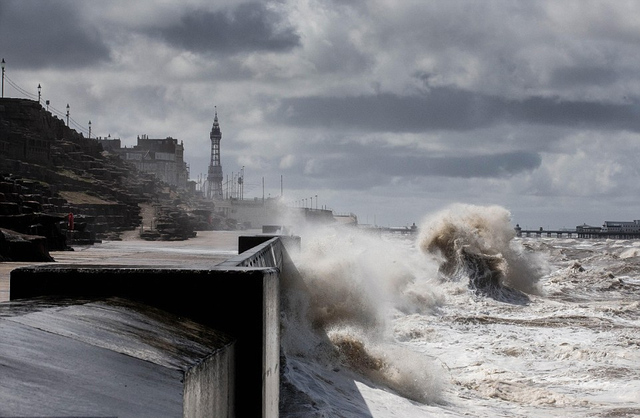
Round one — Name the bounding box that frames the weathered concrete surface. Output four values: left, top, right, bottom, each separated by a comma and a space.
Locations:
4, 229, 287, 417
0, 297, 235, 418
8, 230, 284, 417
10, 265, 280, 417
0, 229, 250, 302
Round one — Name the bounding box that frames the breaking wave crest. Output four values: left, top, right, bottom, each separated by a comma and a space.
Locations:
417, 204, 546, 298
280, 223, 446, 410
277, 205, 639, 416
279, 204, 548, 414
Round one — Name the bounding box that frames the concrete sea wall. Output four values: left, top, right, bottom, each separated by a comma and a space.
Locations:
6, 233, 296, 417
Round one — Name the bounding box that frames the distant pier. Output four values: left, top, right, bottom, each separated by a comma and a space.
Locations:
515, 224, 640, 239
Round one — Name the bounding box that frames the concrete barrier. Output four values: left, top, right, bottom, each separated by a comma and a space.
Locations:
7, 234, 298, 417
232, 234, 301, 266
0, 297, 235, 418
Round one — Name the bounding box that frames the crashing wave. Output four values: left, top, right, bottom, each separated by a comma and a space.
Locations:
417, 204, 546, 299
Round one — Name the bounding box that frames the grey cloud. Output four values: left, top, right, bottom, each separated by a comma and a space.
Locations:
508, 96, 640, 129
274, 87, 640, 133
329, 150, 541, 180
549, 66, 620, 88
274, 89, 502, 133
276, 134, 541, 190
412, 151, 541, 178
147, 3, 300, 55
0, 0, 110, 69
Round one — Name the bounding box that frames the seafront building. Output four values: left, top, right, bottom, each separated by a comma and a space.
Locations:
96, 135, 189, 189
575, 220, 640, 234
601, 220, 640, 233
576, 223, 602, 234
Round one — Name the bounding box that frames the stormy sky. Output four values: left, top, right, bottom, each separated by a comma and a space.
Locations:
2, 0, 640, 228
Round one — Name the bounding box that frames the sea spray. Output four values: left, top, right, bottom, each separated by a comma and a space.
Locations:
292, 224, 444, 333
417, 204, 547, 296
278, 213, 640, 416
280, 222, 446, 406
329, 325, 444, 404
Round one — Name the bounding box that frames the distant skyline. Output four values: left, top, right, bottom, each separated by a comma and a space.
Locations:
2, 0, 640, 228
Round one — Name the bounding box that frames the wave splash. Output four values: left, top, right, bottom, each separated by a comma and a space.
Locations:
280, 222, 446, 412
278, 204, 548, 415
417, 204, 546, 298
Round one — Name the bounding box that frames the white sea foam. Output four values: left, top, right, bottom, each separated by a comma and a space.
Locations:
279, 222, 447, 414
278, 204, 640, 417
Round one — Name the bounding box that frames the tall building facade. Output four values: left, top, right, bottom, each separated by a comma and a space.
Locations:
103, 135, 189, 189
206, 108, 223, 199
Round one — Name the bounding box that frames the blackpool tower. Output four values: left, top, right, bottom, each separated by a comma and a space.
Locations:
206, 107, 223, 199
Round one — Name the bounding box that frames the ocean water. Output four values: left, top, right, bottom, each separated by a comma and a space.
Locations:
279, 204, 640, 417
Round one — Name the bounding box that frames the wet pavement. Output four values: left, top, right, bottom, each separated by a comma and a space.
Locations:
0, 229, 252, 302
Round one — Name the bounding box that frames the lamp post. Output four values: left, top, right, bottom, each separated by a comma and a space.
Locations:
88, 120, 91, 138
316, 194, 318, 210
38, 84, 41, 103
1, 59, 5, 98
66, 104, 70, 126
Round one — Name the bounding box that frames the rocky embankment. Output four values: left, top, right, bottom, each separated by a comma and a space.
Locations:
0, 98, 222, 261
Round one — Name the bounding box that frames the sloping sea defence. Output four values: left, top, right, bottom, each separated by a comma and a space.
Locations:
1, 229, 283, 417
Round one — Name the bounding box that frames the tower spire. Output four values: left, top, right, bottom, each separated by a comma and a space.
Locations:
206, 106, 223, 199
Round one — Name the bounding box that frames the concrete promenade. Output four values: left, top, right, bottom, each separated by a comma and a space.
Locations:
1, 228, 284, 417
0, 229, 254, 302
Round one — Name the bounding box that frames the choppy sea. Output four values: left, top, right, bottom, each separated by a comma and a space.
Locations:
279, 204, 640, 417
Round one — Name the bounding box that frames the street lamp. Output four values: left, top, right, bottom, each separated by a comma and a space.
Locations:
88, 120, 91, 138
1, 59, 5, 98
315, 195, 318, 210
37, 84, 41, 103
66, 104, 70, 126
241, 166, 245, 200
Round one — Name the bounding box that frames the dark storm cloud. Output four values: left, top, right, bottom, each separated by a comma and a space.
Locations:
549, 66, 620, 88
275, 89, 503, 132
147, 3, 300, 55
401, 151, 542, 178
507, 96, 640, 128
274, 87, 640, 133
281, 149, 542, 191
283, 136, 541, 186
0, 0, 110, 69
